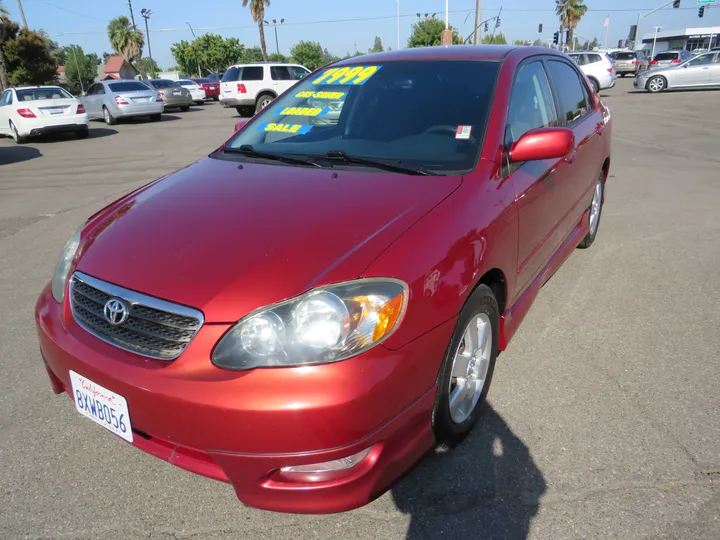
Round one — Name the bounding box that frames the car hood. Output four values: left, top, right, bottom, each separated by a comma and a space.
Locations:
76, 156, 461, 323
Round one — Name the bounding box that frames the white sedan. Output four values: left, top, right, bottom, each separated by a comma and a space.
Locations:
177, 80, 207, 104
0, 86, 90, 143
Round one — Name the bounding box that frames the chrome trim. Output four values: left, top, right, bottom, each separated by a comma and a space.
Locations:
69, 271, 205, 361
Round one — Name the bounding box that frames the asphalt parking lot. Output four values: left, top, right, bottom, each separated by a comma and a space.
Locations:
1, 78, 719, 540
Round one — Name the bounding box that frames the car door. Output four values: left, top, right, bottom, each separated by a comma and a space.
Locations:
81, 83, 96, 117
240, 65, 266, 101
709, 53, 720, 84
504, 59, 567, 293
0, 90, 12, 134
545, 58, 606, 245
673, 53, 713, 86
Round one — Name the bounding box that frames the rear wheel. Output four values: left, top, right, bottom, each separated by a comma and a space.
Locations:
647, 75, 667, 93
236, 106, 254, 117
9, 121, 28, 144
103, 106, 117, 125
589, 78, 600, 93
432, 285, 499, 449
150, 114, 162, 122
180, 105, 190, 112
255, 94, 275, 113
577, 173, 605, 249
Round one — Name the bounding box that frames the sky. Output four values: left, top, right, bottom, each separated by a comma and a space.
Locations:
4, 0, 720, 68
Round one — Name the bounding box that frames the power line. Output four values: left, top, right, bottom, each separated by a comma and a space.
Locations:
34, 0, 108, 22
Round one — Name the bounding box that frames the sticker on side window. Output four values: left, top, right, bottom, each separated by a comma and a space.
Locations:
295, 90, 346, 100
455, 126, 473, 140
257, 122, 313, 135
277, 107, 331, 117
312, 66, 381, 86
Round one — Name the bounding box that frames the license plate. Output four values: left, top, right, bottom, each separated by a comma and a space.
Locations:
70, 371, 133, 443
49, 108, 63, 115
210, 86, 216, 90
134, 97, 149, 103
173, 90, 181, 95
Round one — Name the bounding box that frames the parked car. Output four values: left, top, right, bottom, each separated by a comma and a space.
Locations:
145, 79, 193, 111
176, 79, 207, 104
0, 85, 89, 143
207, 72, 225, 83
35, 45, 612, 514
650, 50, 692, 68
79, 80, 163, 125
190, 78, 220, 101
220, 62, 311, 116
635, 51, 720, 93
566, 51, 617, 92
609, 50, 649, 77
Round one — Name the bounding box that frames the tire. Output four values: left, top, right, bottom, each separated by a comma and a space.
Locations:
213, 96, 219, 102
150, 114, 162, 122
620, 73, 626, 78
194, 101, 204, 105
255, 94, 275, 114
180, 105, 190, 112
647, 75, 667, 93
432, 284, 499, 450
103, 106, 117, 125
9, 121, 29, 144
75, 128, 89, 139
589, 78, 600, 93
236, 106, 254, 117
577, 173, 605, 249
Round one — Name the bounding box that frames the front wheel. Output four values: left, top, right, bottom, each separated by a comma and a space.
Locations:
577, 174, 605, 249
647, 75, 667, 93
432, 284, 499, 450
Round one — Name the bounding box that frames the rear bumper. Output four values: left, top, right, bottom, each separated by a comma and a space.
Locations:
115, 103, 164, 118
162, 96, 193, 108
220, 96, 255, 107
35, 284, 453, 512
27, 123, 88, 137
20, 114, 90, 137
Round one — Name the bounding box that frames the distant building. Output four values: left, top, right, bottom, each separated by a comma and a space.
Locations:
99, 56, 138, 81
56, 66, 65, 83
640, 26, 720, 53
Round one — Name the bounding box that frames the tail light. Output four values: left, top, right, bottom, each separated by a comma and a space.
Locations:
632, 59, 637, 64
77, 104, 86, 114
156, 96, 163, 102
114, 95, 129, 106
607, 67, 614, 72
237, 83, 247, 94
672, 58, 681, 63
651, 60, 658, 64
158, 90, 165, 96
17, 108, 36, 118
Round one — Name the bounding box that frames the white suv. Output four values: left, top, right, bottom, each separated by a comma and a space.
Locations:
220, 63, 311, 117
566, 51, 616, 93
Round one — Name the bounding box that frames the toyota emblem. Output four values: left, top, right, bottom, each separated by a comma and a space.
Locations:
103, 298, 129, 326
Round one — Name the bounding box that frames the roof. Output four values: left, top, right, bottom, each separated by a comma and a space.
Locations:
56, 66, 65, 73
335, 45, 521, 65
104, 56, 128, 74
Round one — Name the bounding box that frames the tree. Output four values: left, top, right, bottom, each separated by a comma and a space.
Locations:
322, 48, 339, 65
0, 2, 11, 90
1, 17, 57, 87
63, 44, 96, 95
290, 40, 325, 70
241, 45, 263, 63
482, 32, 508, 45
407, 18, 462, 48
590, 37, 599, 50
139, 57, 160, 76
556, 0, 587, 50
102, 51, 112, 64
107, 15, 147, 79
242, 0, 270, 62
369, 36, 383, 53
86, 52, 102, 65
171, 34, 245, 76
267, 52, 287, 63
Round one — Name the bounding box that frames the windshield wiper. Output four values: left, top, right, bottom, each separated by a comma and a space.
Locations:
320, 150, 432, 176
221, 145, 327, 168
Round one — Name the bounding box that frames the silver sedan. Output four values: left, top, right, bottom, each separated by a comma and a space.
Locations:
79, 80, 164, 124
634, 51, 720, 93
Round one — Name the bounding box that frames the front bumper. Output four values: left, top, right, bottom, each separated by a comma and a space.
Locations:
35, 284, 453, 513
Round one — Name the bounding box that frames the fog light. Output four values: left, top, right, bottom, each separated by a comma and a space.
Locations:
280, 447, 371, 474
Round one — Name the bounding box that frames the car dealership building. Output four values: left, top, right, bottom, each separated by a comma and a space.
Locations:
640, 26, 720, 53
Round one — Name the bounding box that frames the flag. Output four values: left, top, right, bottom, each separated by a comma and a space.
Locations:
604, 16, 610, 28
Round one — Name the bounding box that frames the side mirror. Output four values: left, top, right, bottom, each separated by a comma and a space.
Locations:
234, 118, 250, 133
509, 127, 575, 163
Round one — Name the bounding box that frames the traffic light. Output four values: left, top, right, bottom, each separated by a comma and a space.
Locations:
553, 31, 559, 44
538, 23, 543, 33
496, 18, 501, 28
565, 30, 570, 44
672, 0, 680, 7
484, 22, 489, 32
618, 39, 623, 48
698, 6, 705, 17
629, 24, 637, 41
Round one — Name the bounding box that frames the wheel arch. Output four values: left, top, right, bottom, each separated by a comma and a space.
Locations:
255, 90, 277, 103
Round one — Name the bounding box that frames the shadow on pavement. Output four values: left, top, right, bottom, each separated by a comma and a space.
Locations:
392, 405, 545, 540
0, 146, 42, 165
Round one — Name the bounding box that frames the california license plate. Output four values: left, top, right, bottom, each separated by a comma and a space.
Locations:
49, 108, 63, 114
70, 371, 133, 442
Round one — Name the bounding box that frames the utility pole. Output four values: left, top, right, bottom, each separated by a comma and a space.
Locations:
185, 22, 202, 76
473, 0, 482, 45
263, 19, 284, 56
16, 0, 28, 29
140, 9, 155, 78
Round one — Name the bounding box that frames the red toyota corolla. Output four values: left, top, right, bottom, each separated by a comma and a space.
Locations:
35, 45, 612, 514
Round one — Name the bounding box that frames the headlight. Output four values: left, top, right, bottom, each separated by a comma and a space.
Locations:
51, 225, 83, 303
212, 279, 407, 370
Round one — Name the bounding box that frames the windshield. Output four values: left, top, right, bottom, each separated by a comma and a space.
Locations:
222, 60, 500, 175
654, 52, 678, 61
108, 81, 150, 92
16, 87, 74, 100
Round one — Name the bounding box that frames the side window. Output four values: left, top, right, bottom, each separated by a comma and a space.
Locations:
221, 67, 241, 82
0, 90, 10, 106
687, 54, 713, 66
270, 66, 292, 80
241, 66, 264, 81
546, 60, 590, 125
85, 84, 96, 95
289, 66, 310, 80
569, 55, 584, 66
587, 54, 601, 64
96, 84, 106, 95
507, 61, 558, 145
714, 53, 720, 64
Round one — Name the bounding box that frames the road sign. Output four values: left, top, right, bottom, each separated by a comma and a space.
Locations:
698, 0, 715, 5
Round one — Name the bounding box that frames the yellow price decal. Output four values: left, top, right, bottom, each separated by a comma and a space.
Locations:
257, 122, 313, 135
295, 90, 346, 100
278, 107, 330, 117
311, 65, 381, 86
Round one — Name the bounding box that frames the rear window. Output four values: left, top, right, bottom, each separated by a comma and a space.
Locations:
193, 78, 212, 84
109, 81, 151, 92
15, 87, 73, 101
148, 79, 176, 89
177, 80, 195, 87
224, 60, 501, 175
614, 52, 635, 60
654, 52, 678, 61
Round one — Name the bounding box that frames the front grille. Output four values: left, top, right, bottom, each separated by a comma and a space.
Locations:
69, 272, 204, 361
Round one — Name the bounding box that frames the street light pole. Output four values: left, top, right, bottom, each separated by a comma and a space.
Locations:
185, 22, 202, 76
263, 19, 284, 56
652, 26, 662, 59
473, 0, 482, 45
140, 9, 155, 78
396, 0, 400, 50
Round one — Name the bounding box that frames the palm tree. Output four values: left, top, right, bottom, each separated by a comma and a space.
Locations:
556, 0, 587, 50
107, 15, 147, 79
0, 1, 10, 90
242, 0, 270, 62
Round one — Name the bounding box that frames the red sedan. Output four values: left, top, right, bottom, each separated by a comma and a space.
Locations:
190, 77, 220, 101
35, 45, 612, 514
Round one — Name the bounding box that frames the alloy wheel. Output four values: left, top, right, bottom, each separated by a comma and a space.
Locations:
589, 179, 603, 236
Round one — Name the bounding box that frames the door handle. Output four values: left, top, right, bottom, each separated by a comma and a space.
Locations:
564, 149, 577, 165
595, 122, 604, 136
